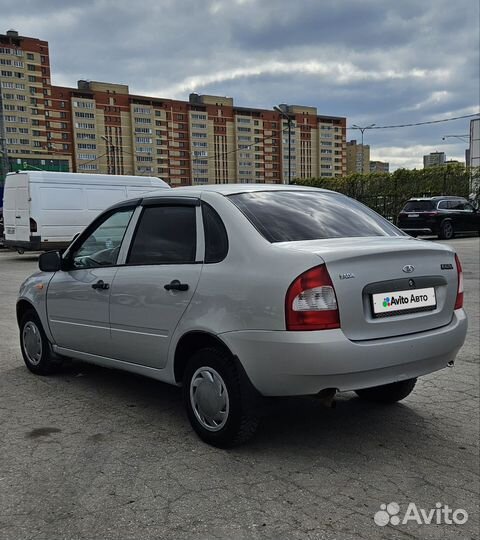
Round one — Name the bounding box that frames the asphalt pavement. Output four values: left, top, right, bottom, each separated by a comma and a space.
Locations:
0, 237, 478, 540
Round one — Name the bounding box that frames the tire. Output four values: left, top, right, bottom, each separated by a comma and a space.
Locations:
355, 378, 417, 403
183, 347, 259, 448
439, 220, 454, 240
20, 310, 62, 375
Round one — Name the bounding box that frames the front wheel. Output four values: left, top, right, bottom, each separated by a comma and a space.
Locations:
183, 347, 259, 447
355, 378, 417, 403
20, 310, 62, 375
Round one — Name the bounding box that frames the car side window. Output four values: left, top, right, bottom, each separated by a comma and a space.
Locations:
463, 203, 475, 212
437, 201, 449, 209
71, 208, 134, 269
202, 202, 228, 263
450, 200, 465, 210
128, 205, 196, 265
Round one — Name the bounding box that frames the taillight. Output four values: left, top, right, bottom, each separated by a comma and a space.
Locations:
423, 212, 438, 217
454, 254, 463, 309
29, 218, 37, 232
285, 265, 340, 331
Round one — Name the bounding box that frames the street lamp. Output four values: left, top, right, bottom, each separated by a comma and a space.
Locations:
101, 135, 117, 175
274, 105, 295, 184
351, 123, 375, 174
442, 134, 470, 143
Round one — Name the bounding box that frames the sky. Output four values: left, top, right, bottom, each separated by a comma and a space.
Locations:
2, 0, 479, 170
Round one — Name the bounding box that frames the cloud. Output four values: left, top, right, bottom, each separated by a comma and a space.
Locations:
1, 0, 478, 170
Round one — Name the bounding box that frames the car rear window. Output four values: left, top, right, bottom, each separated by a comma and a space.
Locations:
228, 191, 403, 243
402, 200, 435, 212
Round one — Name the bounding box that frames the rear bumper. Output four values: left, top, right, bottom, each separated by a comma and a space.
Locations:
220, 309, 467, 396
4, 236, 41, 251
4, 237, 67, 251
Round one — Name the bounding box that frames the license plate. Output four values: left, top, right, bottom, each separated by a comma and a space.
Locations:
408, 213, 419, 218
6, 227, 15, 235
372, 287, 436, 317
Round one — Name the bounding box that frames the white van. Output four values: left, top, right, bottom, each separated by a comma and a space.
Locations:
2, 171, 170, 252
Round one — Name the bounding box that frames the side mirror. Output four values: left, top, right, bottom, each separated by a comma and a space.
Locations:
39, 251, 62, 272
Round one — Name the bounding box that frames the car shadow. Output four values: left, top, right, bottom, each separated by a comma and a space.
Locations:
4, 359, 438, 459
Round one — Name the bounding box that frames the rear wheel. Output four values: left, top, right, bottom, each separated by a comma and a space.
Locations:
439, 220, 454, 240
20, 310, 62, 375
183, 347, 259, 447
355, 378, 417, 403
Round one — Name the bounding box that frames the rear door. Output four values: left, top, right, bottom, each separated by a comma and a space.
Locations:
3, 174, 30, 243
398, 199, 434, 230
109, 197, 203, 368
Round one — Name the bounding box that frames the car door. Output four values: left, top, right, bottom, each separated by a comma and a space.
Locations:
109, 197, 203, 368
447, 199, 466, 231
460, 202, 478, 232
46, 205, 136, 357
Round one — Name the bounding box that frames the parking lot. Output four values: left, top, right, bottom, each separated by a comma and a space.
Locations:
0, 237, 478, 540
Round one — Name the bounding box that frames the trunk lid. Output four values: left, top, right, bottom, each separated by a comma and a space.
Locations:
277, 237, 458, 340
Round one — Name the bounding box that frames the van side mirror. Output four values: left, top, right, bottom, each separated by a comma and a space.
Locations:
39, 251, 62, 272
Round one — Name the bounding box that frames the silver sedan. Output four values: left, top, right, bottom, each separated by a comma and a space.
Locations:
17, 185, 467, 446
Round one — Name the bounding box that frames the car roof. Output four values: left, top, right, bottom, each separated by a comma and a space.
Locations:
141, 183, 331, 199
407, 195, 466, 201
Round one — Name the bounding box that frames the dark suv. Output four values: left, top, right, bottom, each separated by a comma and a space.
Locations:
398, 196, 479, 239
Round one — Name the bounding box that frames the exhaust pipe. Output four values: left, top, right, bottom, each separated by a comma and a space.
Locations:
316, 388, 337, 408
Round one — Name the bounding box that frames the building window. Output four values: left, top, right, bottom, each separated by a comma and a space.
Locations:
76, 133, 96, 140
73, 100, 95, 109
75, 112, 95, 119
133, 106, 151, 114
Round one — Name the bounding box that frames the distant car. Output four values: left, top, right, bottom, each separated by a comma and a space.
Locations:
398, 196, 480, 240
17, 185, 467, 447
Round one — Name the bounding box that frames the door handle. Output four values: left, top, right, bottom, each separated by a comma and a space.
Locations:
91, 279, 110, 290
164, 279, 189, 292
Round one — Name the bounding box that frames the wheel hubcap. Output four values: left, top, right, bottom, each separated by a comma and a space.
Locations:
190, 367, 229, 431
445, 223, 453, 236
22, 321, 42, 365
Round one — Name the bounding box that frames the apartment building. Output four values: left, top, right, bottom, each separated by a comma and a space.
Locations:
346, 139, 370, 174
423, 151, 446, 168
0, 30, 71, 175
369, 160, 389, 173
1, 30, 347, 185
